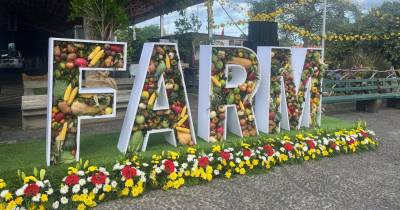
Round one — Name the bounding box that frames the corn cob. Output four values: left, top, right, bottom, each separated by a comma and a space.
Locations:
176, 126, 190, 133
148, 92, 157, 106
88, 46, 101, 60
165, 55, 171, 69
180, 106, 187, 118
67, 87, 79, 105
89, 50, 104, 67
63, 84, 72, 101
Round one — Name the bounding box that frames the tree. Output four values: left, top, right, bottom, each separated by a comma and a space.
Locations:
69, 0, 129, 41
174, 10, 203, 34
249, 0, 360, 46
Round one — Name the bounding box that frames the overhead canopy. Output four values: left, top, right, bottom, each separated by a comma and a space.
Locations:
0, 0, 204, 35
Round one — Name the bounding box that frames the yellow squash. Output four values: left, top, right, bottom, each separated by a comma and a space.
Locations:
89, 50, 104, 67
67, 87, 79, 105
55, 122, 68, 141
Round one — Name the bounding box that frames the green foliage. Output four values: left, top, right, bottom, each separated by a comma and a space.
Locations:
174, 10, 203, 35
69, 0, 129, 40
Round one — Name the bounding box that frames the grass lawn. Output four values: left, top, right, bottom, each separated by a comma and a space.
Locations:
0, 115, 354, 187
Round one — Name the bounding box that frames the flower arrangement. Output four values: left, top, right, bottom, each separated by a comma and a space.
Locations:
0, 126, 378, 209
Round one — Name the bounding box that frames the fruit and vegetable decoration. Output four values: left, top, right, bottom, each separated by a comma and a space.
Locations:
269, 49, 324, 133
128, 44, 195, 152
299, 50, 325, 126
208, 47, 259, 142
49, 40, 125, 165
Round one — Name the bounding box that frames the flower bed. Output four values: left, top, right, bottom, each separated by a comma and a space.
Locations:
0, 127, 378, 210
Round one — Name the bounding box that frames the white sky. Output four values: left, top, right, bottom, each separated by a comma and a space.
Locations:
135, 0, 395, 37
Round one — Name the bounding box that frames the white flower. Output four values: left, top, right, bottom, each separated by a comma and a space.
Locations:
93, 188, 99, 194
280, 147, 285, 152
113, 163, 121, 171
235, 158, 241, 163
142, 163, 149, 167
72, 184, 80, 193
181, 163, 188, 169
213, 170, 220, 175
52, 201, 60, 209
15, 188, 24, 196
47, 188, 54, 195
302, 146, 308, 151
60, 196, 68, 205
83, 188, 88, 194
0, 190, 8, 198
140, 176, 147, 183
105, 178, 110, 184
155, 167, 162, 174
111, 181, 118, 188
36, 181, 44, 188
209, 156, 214, 161
77, 171, 85, 176
32, 193, 41, 202
60, 185, 68, 194
187, 155, 194, 162
79, 179, 86, 186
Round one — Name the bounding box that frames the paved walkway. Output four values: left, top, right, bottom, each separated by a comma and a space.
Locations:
96, 108, 400, 210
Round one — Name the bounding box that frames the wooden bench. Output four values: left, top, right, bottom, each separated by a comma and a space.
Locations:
323, 78, 400, 112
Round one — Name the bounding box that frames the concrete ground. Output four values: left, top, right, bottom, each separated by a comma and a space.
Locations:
96, 108, 400, 210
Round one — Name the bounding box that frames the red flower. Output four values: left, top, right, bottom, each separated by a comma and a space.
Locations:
65, 174, 80, 186
121, 165, 137, 179
283, 142, 294, 152
91, 172, 107, 185
243, 149, 251, 157
198, 157, 209, 168
330, 141, 337, 149
219, 151, 231, 161
263, 145, 275, 156
348, 138, 355, 145
163, 160, 175, 174
306, 140, 315, 149
360, 131, 369, 138
24, 184, 40, 197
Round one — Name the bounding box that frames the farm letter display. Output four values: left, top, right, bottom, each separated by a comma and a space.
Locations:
46, 38, 127, 166
118, 43, 196, 153
255, 47, 324, 134
197, 46, 260, 142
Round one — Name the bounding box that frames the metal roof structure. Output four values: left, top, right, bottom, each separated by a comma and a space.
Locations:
0, 0, 204, 35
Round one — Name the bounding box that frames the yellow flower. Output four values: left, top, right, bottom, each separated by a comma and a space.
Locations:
15, 197, 23, 206
304, 156, 310, 161
23, 176, 37, 184
39, 204, 45, 210
211, 145, 221, 153
184, 170, 191, 176
239, 168, 246, 175
87, 166, 98, 173
229, 161, 236, 168
217, 164, 223, 170
169, 172, 178, 181
0, 179, 6, 189
40, 194, 48, 203
121, 187, 130, 196
4, 192, 12, 202
252, 159, 259, 166
98, 193, 105, 201
77, 203, 86, 210
241, 142, 250, 149
72, 194, 80, 202
225, 170, 232, 179
125, 179, 134, 187
104, 185, 112, 192
322, 151, 329, 156
68, 167, 78, 175
168, 151, 179, 160
186, 147, 196, 154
